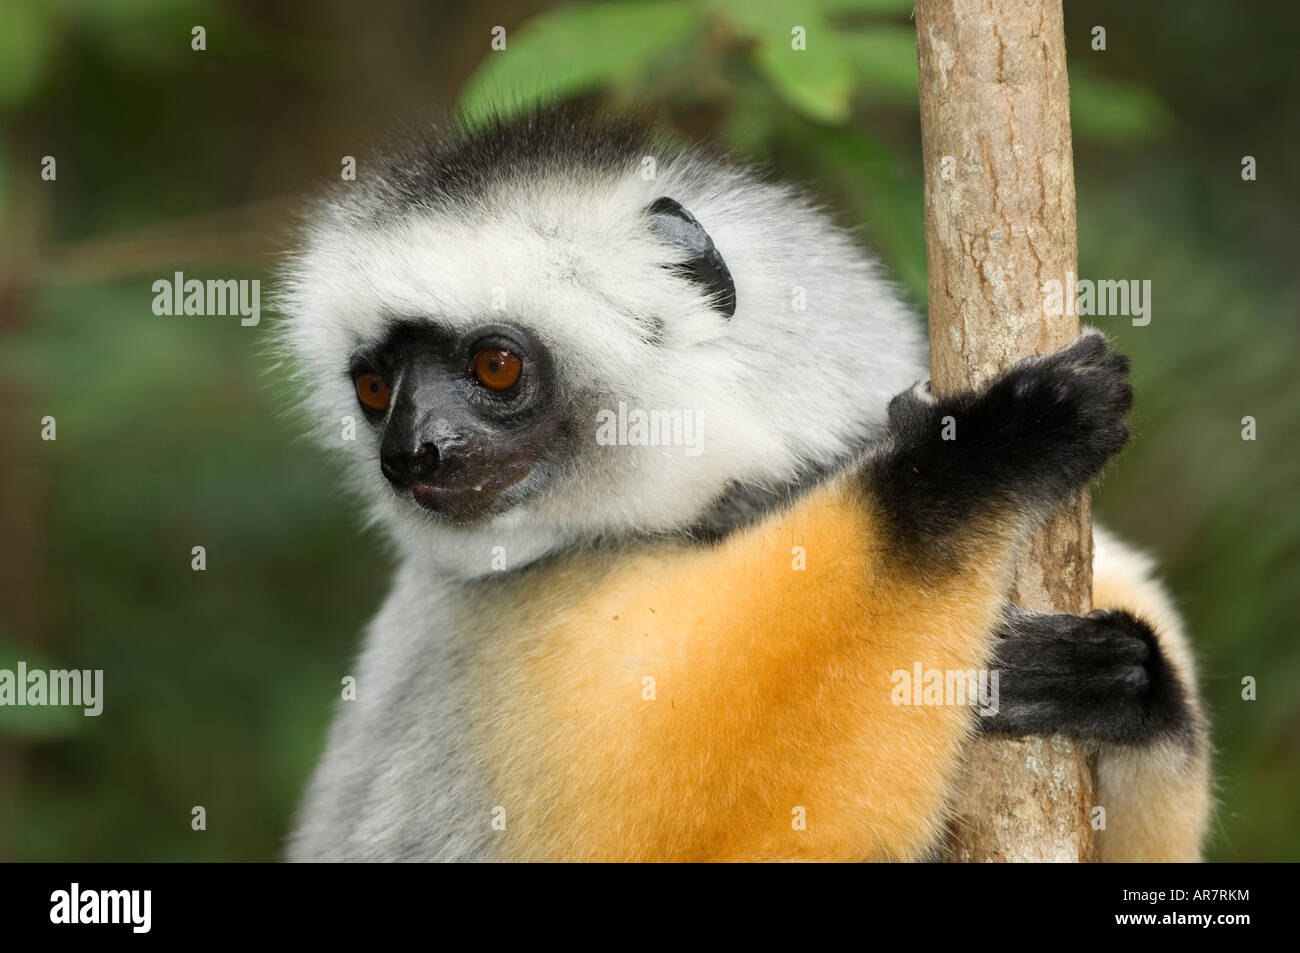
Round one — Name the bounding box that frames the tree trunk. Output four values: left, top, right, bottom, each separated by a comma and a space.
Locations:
914, 0, 1096, 862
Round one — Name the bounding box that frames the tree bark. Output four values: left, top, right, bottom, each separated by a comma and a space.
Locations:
914, 0, 1096, 862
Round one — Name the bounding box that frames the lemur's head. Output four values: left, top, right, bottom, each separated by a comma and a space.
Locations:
278, 104, 925, 574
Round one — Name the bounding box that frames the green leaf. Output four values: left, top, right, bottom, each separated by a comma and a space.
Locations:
717, 0, 855, 124
458, 0, 706, 125
841, 26, 918, 104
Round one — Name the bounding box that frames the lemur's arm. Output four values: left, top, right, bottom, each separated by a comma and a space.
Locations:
920, 334, 1209, 861
863, 329, 1130, 562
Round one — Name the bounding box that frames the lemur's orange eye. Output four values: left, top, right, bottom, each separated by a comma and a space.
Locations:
355, 372, 391, 412
473, 349, 522, 391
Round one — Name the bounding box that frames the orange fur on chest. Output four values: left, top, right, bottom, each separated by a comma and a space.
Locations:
473, 479, 1011, 861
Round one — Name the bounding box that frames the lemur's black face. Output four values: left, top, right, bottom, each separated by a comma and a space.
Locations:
349, 320, 560, 523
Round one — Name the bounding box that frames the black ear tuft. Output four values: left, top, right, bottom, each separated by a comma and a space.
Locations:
645, 197, 737, 318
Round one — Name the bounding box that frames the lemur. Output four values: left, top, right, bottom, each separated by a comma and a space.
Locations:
277, 104, 1210, 862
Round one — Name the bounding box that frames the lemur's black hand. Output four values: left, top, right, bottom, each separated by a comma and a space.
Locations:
867, 329, 1132, 552
966, 328, 1132, 504
978, 608, 1193, 746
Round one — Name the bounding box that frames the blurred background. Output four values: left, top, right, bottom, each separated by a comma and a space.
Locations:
0, 0, 1295, 861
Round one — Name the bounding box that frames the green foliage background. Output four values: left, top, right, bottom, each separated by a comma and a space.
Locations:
0, 0, 1295, 860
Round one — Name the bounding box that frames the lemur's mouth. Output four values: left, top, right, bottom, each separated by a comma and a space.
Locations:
406, 460, 533, 523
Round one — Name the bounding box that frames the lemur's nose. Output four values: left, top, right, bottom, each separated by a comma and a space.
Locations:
381, 442, 440, 488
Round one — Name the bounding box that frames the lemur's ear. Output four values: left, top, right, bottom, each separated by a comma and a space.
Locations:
645, 197, 736, 318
